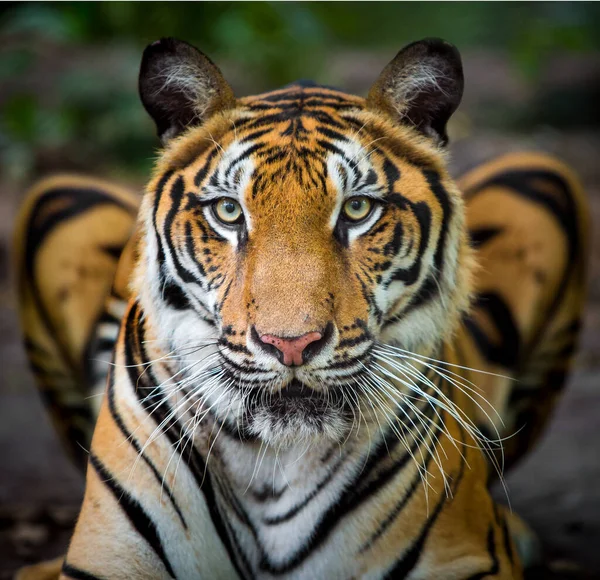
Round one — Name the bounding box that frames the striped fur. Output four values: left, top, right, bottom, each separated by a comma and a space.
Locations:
14, 175, 138, 468
14, 39, 589, 580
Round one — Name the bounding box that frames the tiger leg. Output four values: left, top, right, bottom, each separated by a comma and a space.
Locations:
13, 557, 63, 580
500, 507, 542, 570
456, 152, 589, 468
13, 175, 139, 468
454, 153, 589, 567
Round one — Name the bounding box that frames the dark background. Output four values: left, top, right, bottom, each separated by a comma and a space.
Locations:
1, 2, 599, 578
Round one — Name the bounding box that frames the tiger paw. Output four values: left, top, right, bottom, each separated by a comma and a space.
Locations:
503, 509, 543, 570
14, 556, 63, 580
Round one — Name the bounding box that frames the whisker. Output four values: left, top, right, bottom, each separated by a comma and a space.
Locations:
376, 342, 515, 381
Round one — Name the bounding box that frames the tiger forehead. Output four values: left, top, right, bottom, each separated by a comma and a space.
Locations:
240, 84, 365, 113
238, 85, 366, 143
164, 83, 441, 201
163, 85, 365, 170
169, 90, 370, 202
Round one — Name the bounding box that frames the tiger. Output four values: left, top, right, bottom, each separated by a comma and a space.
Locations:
13, 37, 589, 579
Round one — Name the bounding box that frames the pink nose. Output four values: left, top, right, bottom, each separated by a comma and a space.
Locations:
260, 332, 323, 366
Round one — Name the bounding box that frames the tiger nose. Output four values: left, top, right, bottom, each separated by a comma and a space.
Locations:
260, 331, 323, 366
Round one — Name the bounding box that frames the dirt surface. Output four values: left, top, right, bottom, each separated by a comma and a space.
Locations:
1, 50, 599, 579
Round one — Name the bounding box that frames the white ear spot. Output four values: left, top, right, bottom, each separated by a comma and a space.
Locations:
387, 61, 450, 113
139, 37, 235, 143
367, 38, 463, 145
152, 60, 217, 122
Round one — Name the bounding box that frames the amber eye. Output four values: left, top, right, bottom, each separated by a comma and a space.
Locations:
342, 196, 373, 222
214, 198, 243, 224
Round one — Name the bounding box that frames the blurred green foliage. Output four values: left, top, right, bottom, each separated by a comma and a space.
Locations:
1, 1, 599, 182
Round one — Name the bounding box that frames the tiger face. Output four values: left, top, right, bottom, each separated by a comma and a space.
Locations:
135, 38, 473, 445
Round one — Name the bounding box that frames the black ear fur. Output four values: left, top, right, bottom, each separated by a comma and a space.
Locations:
139, 37, 235, 144
367, 38, 464, 146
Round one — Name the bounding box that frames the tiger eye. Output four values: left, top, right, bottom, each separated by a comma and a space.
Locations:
343, 197, 373, 222
214, 198, 242, 224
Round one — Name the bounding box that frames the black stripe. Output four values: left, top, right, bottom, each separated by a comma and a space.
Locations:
335, 332, 369, 349
251, 484, 288, 503
239, 128, 272, 143
463, 292, 521, 369
465, 525, 500, 580
491, 502, 515, 572
383, 451, 467, 579
315, 125, 348, 142
153, 175, 212, 314
397, 274, 438, 316
468, 169, 581, 360
423, 169, 453, 274
89, 453, 176, 578
99, 243, 125, 260
467, 170, 575, 242
301, 98, 359, 110
23, 187, 133, 381
193, 145, 219, 186
360, 429, 438, 552
552, 318, 581, 343
386, 201, 432, 287
24, 187, 132, 281
184, 221, 207, 280
237, 109, 343, 131
162, 176, 200, 285
354, 271, 384, 324
263, 452, 346, 525
219, 336, 252, 355
106, 365, 187, 529
554, 338, 577, 360
94, 335, 117, 353
501, 516, 515, 568
62, 563, 103, 580
469, 226, 503, 248
317, 139, 357, 168
123, 303, 249, 579
162, 278, 192, 311
152, 169, 175, 270
219, 353, 266, 377
98, 308, 122, 325
259, 389, 438, 575
230, 142, 265, 168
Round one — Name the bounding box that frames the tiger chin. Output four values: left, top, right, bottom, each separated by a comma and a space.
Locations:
14, 35, 589, 580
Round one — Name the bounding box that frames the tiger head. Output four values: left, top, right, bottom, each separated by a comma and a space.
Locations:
134, 38, 474, 446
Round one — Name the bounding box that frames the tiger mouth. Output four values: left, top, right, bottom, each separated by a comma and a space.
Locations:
245, 378, 346, 419
258, 379, 331, 414
278, 378, 317, 399
215, 376, 355, 444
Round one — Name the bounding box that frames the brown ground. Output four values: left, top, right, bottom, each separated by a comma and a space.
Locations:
0, 50, 599, 579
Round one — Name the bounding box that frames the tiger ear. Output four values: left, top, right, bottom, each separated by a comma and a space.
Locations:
139, 37, 235, 144
367, 38, 463, 146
